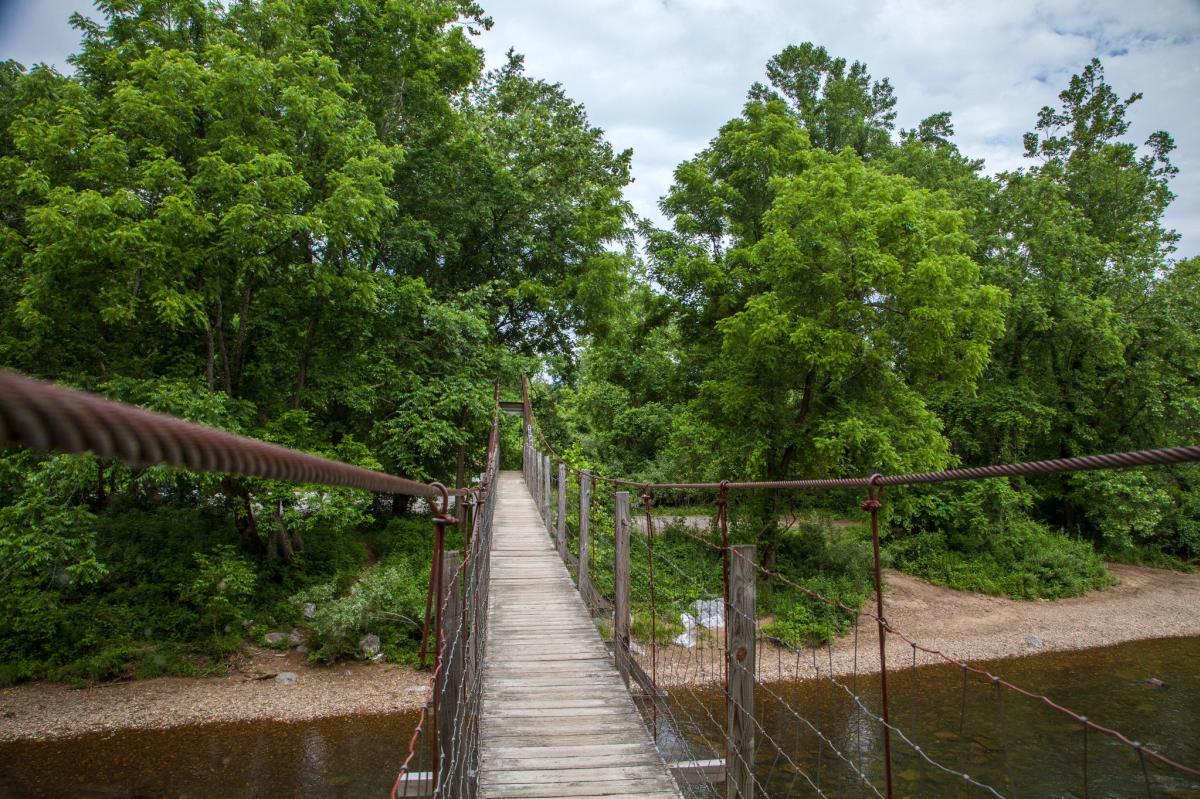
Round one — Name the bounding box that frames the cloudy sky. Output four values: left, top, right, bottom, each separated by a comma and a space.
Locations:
2, 0, 1198, 256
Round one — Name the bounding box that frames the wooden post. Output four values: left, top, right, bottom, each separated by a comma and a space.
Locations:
541, 454, 551, 531
727, 545, 756, 799
557, 462, 567, 558
532, 445, 540, 505
436, 550, 463, 794
532, 450, 539, 510
613, 490, 631, 688
579, 472, 591, 606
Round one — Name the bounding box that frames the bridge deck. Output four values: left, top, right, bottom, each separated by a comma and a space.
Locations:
478, 471, 682, 798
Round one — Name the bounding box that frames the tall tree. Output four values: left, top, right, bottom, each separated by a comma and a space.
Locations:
749, 42, 896, 158
941, 58, 1195, 555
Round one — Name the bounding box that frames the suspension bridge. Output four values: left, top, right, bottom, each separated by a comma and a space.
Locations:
1, 370, 1198, 798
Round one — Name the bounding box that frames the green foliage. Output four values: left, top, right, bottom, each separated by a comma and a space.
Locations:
891, 482, 1113, 599
179, 546, 256, 635
546, 45, 1197, 611
0, 0, 630, 680
300, 561, 428, 663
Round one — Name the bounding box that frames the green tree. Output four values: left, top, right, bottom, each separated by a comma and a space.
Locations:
750, 42, 897, 158
941, 58, 1197, 558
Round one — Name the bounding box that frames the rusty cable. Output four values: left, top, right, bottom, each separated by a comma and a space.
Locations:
0, 370, 468, 498
533, 413, 1200, 492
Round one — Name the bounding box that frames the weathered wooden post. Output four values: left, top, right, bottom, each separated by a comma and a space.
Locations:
727, 545, 756, 799
557, 462, 567, 558
436, 549, 463, 794
532, 445, 540, 505
613, 490, 631, 688
579, 472, 591, 606
541, 454, 551, 531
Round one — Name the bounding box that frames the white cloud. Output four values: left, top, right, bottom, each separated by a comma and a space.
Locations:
477, 0, 1200, 256
2, 0, 1197, 254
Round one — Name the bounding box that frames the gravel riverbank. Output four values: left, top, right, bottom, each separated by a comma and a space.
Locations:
2, 563, 1196, 741
0, 648, 429, 742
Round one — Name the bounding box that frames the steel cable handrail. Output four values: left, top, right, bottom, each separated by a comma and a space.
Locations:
0, 370, 467, 498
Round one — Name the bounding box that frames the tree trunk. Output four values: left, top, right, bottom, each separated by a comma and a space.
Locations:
204, 324, 215, 393
232, 278, 252, 396
271, 500, 296, 563
215, 295, 233, 396
221, 478, 263, 555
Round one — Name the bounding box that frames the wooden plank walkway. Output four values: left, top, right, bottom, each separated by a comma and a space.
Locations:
478, 471, 682, 799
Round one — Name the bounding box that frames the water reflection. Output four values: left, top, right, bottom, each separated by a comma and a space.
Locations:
0, 712, 418, 799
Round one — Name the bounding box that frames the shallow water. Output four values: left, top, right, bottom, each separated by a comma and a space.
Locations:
655, 636, 1200, 798
0, 712, 419, 798
0, 637, 1196, 798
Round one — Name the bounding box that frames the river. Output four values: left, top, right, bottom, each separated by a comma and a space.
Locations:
1, 637, 1196, 798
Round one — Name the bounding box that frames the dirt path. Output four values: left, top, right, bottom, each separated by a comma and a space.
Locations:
2, 564, 1197, 741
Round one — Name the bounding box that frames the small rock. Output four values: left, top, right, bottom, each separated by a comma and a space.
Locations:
288, 629, 304, 647
301, 602, 316, 620
1025, 634, 1043, 649
264, 632, 287, 646
295, 645, 308, 656
405, 686, 430, 694
359, 634, 381, 658
344, 670, 353, 677
1145, 677, 1168, 689
275, 672, 298, 685
371, 653, 385, 663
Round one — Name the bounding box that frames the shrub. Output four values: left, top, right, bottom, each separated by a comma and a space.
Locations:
179, 546, 257, 636
300, 556, 427, 663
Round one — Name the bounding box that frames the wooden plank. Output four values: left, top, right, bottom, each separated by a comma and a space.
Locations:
669, 759, 726, 785
393, 770, 433, 797
479, 472, 681, 799
480, 772, 681, 791
482, 766, 678, 785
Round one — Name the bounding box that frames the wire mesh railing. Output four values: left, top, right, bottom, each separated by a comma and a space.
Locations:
392, 382, 502, 799
521, 376, 1200, 799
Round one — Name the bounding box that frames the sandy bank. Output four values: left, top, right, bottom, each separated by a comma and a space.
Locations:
2, 563, 1197, 741
644, 563, 1200, 686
